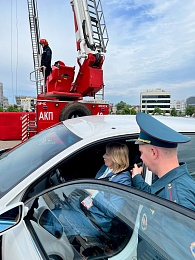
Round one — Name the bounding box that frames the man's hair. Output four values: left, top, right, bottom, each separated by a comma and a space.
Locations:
158, 146, 178, 157
106, 142, 129, 173
145, 144, 178, 157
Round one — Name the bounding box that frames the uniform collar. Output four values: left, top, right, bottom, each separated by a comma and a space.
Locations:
151, 163, 188, 194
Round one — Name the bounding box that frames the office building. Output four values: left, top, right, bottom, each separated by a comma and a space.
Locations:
3, 97, 9, 109
171, 100, 186, 114
140, 89, 171, 115
15, 95, 36, 111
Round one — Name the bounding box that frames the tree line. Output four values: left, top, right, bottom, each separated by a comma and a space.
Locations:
0, 105, 23, 112
1, 102, 195, 116
114, 101, 195, 117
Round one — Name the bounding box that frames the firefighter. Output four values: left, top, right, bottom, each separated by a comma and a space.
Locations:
130, 112, 195, 258
39, 38, 52, 83
131, 112, 195, 210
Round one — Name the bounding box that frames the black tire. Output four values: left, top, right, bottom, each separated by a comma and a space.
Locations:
60, 102, 92, 121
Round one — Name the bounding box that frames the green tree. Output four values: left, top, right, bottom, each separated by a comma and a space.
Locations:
128, 107, 136, 115
6, 105, 15, 112
115, 101, 137, 115
0, 106, 3, 112
171, 107, 177, 117
131, 107, 137, 115
116, 101, 127, 113
14, 104, 18, 110
178, 110, 182, 117
6, 105, 20, 112
185, 105, 195, 117
152, 106, 162, 115
121, 105, 131, 114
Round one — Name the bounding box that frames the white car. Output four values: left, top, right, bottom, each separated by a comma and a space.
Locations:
0, 115, 195, 260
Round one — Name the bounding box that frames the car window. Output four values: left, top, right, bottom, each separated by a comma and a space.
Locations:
25, 181, 195, 260
178, 134, 195, 179
0, 123, 81, 198
24, 135, 141, 200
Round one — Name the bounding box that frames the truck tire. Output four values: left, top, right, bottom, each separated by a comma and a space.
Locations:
60, 102, 92, 121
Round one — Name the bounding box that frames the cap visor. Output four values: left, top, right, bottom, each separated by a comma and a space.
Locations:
135, 140, 146, 145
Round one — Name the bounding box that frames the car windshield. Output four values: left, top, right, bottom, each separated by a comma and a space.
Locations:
0, 123, 81, 198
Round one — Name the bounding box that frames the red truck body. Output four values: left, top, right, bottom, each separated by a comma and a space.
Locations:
0, 0, 109, 142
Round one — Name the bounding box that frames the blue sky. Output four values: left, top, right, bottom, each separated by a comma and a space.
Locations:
0, 0, 195, 105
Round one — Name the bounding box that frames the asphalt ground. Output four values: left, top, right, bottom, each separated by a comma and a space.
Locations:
0, 140, 21, 150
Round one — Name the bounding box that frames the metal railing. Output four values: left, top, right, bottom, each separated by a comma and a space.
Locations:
30, 66, 45, 95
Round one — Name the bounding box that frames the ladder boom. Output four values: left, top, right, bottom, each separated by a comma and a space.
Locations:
71, 0, 109, 59
27, 0, 43, 94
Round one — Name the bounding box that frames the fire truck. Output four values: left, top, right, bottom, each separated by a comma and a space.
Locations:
24, 0, 109, 139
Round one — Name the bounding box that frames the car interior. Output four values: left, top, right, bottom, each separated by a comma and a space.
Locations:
22, 133, 195, 259
24, 134, 143, 200
23, 134, 145, 259
1, 132, 193, 259
25, 184, 140, 259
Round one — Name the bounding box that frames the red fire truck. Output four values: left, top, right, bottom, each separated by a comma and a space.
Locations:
26, 0, 109, 140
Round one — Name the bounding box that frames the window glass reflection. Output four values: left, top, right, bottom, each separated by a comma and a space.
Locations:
0, 206, 20, 233
26, 183, 195, 259
0, 123, 81, 198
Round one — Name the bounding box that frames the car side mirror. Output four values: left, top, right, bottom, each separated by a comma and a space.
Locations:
0, 203, 27, 235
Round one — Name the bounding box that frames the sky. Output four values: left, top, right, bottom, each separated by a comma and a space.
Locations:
0, 0, 195, 105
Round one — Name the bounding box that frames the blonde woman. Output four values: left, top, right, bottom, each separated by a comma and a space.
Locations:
85, 142, 131, 232
95, 142, 131, 185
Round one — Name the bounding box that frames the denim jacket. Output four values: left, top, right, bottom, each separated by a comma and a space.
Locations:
88, 166, 132, 232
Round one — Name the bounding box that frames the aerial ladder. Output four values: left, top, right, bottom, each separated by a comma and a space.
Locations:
71, 0, 108, 99
26, 0, 109, 136
27, 0, 43, 94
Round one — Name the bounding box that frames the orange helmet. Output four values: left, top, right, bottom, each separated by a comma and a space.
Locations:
39, 39, 48, 45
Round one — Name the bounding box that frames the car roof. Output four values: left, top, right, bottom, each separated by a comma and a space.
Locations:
62, 115, 195, 139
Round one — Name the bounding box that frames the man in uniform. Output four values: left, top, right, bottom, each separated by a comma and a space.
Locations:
39, 38, 52, 84
131, 112, 195, 210
131, 112, 195, 259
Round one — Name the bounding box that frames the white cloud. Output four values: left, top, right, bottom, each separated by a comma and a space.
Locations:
0, 0, 195, 105
101, 0, 195, 103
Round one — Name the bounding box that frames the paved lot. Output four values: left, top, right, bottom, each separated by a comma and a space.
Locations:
0, 140, 21, 150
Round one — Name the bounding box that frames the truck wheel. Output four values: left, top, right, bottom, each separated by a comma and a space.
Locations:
60, 102, 92, 121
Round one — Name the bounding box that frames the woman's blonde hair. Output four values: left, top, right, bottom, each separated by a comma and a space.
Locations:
106, 142, 129, 173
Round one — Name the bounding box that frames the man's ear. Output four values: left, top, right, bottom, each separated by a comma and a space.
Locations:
151, 146, 158, 159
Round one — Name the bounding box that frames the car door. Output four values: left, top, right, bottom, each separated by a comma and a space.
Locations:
23, 134, 142, 201
22, 179, 195, 260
